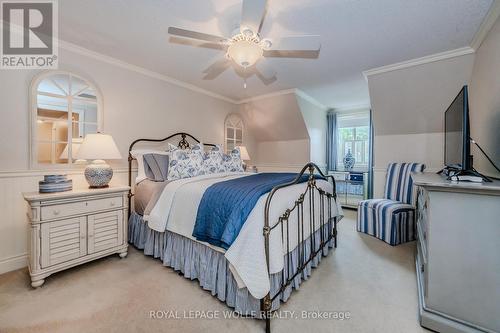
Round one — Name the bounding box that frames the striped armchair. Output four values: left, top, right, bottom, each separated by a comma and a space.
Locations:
357, 163, 425, 246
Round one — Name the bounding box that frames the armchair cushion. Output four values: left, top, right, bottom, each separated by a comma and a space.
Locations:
357, 199, 416, 246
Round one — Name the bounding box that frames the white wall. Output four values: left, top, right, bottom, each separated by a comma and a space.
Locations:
237, 92, 309, 167
255, 139, 310, 171
296, 94, 327, 168
238, 91, 327, 170
373, 133, 444, 197
469, 16, 500, 179
367, 53, 475, 196
0, 47, 235, 274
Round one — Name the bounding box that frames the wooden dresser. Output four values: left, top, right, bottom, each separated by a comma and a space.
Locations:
412, 173, 500, 333
23, 186, 130, 288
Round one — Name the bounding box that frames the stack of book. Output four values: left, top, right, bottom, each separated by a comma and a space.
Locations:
39, 175, 73, 193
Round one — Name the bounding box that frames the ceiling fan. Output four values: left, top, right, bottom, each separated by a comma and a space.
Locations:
168, 0, 321, 87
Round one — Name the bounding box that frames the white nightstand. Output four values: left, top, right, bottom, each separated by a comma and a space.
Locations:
23, 186, 130, 288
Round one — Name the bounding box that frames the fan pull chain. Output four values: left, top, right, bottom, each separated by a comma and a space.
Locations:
243, 67, 247, 88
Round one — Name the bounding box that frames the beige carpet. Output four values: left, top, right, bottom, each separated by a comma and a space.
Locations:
0, 210, 429, 333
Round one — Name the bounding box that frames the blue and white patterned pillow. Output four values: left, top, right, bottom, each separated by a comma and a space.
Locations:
200, 144, 224, 175
222, 148, 244, 172
167, 143, 204, 179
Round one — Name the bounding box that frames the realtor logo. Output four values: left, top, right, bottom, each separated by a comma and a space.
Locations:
1, 0, 58, 69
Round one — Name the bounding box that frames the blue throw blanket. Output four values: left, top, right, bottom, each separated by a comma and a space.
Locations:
192, 173, 314, 249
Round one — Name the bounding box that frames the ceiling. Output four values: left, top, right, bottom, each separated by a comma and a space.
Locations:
59, 0, 493, 108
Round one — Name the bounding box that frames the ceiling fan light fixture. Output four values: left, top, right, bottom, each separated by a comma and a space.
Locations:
260, 39, 272, 49
241, 27, 254, 37
227, 33, 263, 68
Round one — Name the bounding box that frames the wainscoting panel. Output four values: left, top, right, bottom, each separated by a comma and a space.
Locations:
255, 163, 327, 173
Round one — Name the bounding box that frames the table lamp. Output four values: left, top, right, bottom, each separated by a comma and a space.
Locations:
76, 133, 122, 188
236, 146, 250, 171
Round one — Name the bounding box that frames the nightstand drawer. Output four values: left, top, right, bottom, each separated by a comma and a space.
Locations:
41, 196, 123, 220
330, 172, 347, 181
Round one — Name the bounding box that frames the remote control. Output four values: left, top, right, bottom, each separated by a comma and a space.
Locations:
450, 175, 484, 182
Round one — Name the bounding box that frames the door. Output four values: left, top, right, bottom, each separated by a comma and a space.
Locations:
87, 211, 123, 254
40, 217, 87, 268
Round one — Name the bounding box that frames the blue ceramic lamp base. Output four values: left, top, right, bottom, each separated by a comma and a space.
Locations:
84, 160, 113, 188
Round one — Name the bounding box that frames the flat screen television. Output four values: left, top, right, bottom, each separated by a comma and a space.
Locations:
444, 85, 471, 170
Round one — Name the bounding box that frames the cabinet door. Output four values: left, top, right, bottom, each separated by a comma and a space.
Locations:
40, 217, 87, 268
87, 211, 123, 254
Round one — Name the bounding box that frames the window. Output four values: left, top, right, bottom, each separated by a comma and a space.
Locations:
336, 111, 370, 170
31, 71, 102, 167
224, 114, 244, 153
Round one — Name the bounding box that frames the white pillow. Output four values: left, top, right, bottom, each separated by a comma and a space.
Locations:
130, 149, 169, 184
167, 143, 205, 180
222, 147, 244, 172
200, 144, 224, 175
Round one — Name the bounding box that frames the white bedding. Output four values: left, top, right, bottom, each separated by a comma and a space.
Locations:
144, 172, 343, 299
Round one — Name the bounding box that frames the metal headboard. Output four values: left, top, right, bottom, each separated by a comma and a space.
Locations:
127, 132, 217, 217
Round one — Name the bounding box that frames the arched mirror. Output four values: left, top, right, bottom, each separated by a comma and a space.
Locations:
224, 113, 244, 153
31, 71, 102, 167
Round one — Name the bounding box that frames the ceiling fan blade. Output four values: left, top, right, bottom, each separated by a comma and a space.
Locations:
169, 37, 228, 51
263, 49, 320, 59
168, 27, 228, 44
256, 71, 277, 86
240, 0, 267, 34
202, 58, 232, 80
269, 35, 321, 51
256, 61, 276, 80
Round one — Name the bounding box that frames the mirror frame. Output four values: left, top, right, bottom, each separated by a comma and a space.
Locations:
224, 113, 244, 153
29, 70, 104, 169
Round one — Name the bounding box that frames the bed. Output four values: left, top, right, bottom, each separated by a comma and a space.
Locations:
127, 133, 342, 333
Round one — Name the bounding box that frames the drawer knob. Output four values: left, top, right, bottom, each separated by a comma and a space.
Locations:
110, 202, 116, 207
53, 210, 60, 216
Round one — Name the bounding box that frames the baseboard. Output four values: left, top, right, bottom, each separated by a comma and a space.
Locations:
0, 253, 27, 275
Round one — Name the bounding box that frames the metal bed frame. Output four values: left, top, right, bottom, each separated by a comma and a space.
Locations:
128, 132, 338, 333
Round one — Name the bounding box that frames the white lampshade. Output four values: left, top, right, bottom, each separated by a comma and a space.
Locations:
76, 133, 122, 160
59, 138, 83, 159
236, 146, 251, 161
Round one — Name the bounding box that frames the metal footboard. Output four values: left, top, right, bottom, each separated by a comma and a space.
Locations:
261, 163, 338, 333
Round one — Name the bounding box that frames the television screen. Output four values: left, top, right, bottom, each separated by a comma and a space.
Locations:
444, 86, 469, 169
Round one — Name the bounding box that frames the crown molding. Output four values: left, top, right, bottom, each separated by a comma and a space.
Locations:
236, 88, 327, 109
236, 88, 297, 104
333, 103, 371, 112
362, 46, 475, 80
470, 0, 500, 51
59, 41, 330, 107
59, 40, 238, 104
294, 89, 328, 110
58, 39, 336, 107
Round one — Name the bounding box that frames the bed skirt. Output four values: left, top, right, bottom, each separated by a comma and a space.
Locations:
128, 212, 335, 317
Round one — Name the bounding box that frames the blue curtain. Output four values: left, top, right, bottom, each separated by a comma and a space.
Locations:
326, 110, 337, 171
367, 109, 374, 199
